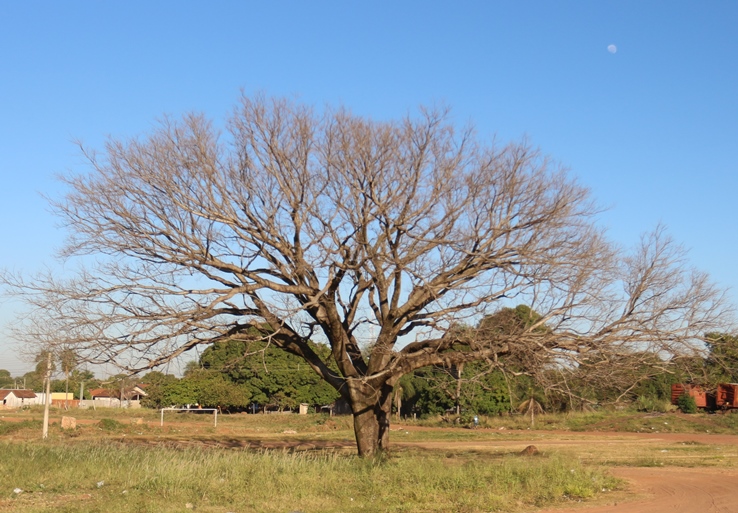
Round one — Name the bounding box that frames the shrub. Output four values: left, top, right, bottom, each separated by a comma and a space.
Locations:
677, 393, 698, 414
97, 418, 123, 431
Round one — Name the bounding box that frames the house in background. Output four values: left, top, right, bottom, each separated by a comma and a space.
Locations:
88, 385, 147, 408
0, 389, 37, 408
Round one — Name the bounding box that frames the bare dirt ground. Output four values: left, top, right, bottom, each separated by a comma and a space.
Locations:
395, 426, 738, 513
536, 466, 738, 513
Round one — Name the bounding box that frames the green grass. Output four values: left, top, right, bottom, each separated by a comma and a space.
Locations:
0, 441, 619, 513
0, 420, 43, 436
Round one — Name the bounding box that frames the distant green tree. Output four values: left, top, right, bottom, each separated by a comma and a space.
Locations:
183, 360, 201, 377
402, 305, 546, 417
21, 371, 44, 391
69, 369, 98, 399
400, 363, 514, 417
199, 340, 339, 408
141, 370, 251, 410
139, 371, 179, 408
159, 378, 198, 407
705, 332, 738, 383
0, 369, 13, 388
188, 370, 251, 409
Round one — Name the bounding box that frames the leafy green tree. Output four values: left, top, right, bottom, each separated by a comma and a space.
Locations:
181, 371, 250, 410
401, 364, 513, 417
705, 332, 738, 383
141, 370, 250, 410
200, 340, 339, 408
0, 369, 13, 388
139, 371, 179, 408
21, 371, 44, 391
183, 360, 202, 377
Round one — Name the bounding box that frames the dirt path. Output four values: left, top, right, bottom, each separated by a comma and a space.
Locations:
536, 466, 738, 513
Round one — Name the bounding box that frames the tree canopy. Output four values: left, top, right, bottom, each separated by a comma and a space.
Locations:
199, 339, 339, 408
2, 95, 732, 455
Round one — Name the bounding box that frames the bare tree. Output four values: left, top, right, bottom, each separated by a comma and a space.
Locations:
1, 95, 731, 456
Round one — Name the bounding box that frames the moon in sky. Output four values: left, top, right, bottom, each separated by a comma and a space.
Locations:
607, 44, 617, 54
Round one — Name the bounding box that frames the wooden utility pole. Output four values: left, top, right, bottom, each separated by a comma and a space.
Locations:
42, 351, 52, 439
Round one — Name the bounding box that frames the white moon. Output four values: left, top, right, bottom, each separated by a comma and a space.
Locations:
607, 44, 617, 54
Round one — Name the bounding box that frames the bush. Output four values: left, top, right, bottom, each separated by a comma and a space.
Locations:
676, 393, 698, 414
97, 418, 123, 431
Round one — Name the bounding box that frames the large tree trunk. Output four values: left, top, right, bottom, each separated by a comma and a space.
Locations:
348, 381, 394, 457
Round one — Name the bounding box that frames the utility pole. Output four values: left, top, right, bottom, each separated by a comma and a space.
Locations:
79, 381, 85, 408
42, 351, 52, 439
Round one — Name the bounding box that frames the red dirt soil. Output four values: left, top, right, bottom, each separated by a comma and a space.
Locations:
536, 466, 738, 513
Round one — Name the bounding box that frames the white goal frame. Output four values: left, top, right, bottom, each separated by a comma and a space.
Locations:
160, 407, 218, 427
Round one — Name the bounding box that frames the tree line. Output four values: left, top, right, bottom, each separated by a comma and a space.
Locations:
4, 328, 737, 418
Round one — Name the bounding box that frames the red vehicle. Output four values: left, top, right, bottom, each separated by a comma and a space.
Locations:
671, 383, 710, 408
715, 384, 738, 409
670, 383, 738, 411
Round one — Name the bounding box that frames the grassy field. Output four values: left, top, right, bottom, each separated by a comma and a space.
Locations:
2, 407, 738, 512
0, 441, 615, 513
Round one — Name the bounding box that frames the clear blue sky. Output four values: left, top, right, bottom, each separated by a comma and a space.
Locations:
1, 1, 736, 377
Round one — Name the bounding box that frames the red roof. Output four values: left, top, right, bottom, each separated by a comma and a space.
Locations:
0, 389, 37, 400
90, 388, 119, 398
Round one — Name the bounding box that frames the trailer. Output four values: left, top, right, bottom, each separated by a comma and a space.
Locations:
715, 384, 738, 409
669, 383, 738, 411
671, 383, 710, 408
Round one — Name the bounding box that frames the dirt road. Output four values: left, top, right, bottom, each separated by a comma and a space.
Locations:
537, 466, 738, 513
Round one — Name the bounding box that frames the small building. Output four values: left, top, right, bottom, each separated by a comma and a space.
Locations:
0, 389, 37, 408
89, 385, 147, 408
319, 398, 353, 416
